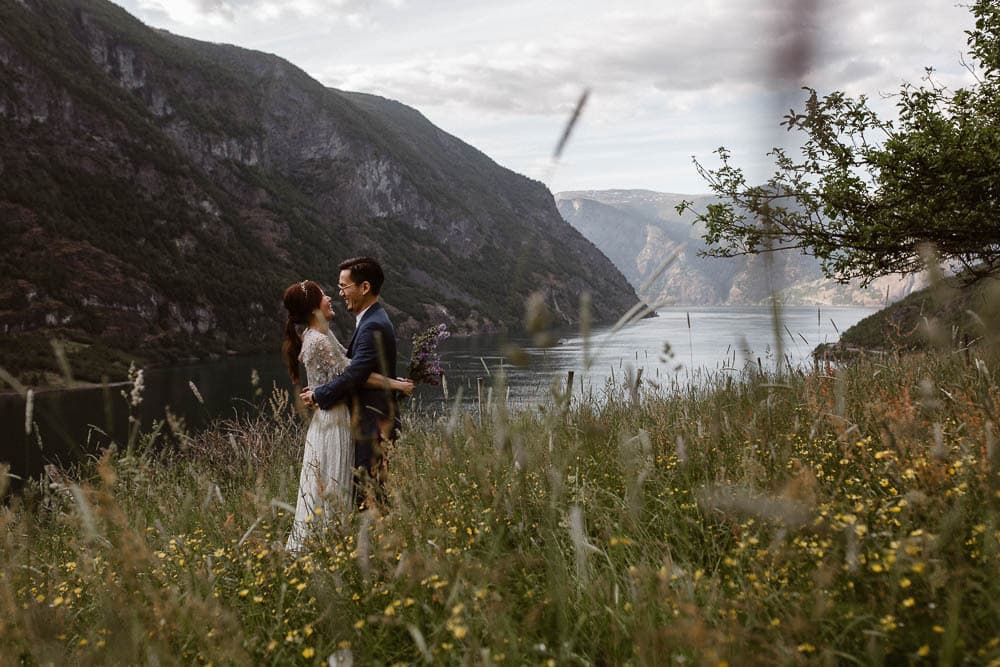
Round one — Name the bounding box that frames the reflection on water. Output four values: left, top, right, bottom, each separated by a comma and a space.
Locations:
1, 305, 875, 486
430, 305, 875, 408
1, 355, 297, 493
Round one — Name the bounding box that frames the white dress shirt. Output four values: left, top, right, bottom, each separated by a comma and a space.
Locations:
355, 302, 374, 328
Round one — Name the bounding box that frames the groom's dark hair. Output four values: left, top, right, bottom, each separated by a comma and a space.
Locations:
340, 256, 385, 295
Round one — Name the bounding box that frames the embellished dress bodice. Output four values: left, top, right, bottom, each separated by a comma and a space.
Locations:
299, 327, 349, 387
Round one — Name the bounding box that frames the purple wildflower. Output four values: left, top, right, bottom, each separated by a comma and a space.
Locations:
409, 323, 450, 385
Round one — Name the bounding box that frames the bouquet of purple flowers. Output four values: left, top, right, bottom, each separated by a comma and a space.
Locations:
408, 323, 450, 385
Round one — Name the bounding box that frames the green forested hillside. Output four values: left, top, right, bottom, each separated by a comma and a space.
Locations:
0, 0, 637, 385
837, 276, 1000, 352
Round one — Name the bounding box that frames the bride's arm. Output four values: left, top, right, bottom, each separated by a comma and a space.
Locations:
365, 373, 414, 397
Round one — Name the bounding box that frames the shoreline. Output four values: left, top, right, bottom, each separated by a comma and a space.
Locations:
0, 379, 132, 399
0, 347, 272, 399
2, 304, 881, 398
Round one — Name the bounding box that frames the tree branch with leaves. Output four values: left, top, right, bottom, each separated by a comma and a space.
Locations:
679, 0, 1000, 286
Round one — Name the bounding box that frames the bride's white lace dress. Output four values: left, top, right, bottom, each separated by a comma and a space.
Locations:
286, 327, 353, 552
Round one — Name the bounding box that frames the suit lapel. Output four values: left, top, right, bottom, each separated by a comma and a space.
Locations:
346, 327, 359, 358
347, 302, 381, 357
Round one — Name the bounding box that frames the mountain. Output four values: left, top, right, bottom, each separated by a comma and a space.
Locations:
555, 190, 922, 307
0, 0, 638, 385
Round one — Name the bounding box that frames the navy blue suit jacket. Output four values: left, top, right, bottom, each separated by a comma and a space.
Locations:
312, 301, 397, 474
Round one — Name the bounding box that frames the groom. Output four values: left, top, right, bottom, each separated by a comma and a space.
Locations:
300, 256, 399, 506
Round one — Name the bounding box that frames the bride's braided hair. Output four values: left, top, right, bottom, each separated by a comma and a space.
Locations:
282, 280, 323, 385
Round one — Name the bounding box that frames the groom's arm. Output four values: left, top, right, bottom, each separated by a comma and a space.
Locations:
312, 325, 387, 410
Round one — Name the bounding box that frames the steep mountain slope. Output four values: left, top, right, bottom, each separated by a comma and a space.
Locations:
0, 0, 637, 384
556, 190, 922, 307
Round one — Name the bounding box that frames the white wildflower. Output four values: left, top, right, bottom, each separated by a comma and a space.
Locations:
24, 389, 34, 435
129, 368, 145, 407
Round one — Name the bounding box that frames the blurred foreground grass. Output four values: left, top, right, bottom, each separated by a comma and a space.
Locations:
2, 344, 999, 665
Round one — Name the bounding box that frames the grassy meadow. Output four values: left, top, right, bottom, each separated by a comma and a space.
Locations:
1, 329, 1000, 665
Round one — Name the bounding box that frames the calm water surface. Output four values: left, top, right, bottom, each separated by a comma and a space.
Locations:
1, 306, 875, 485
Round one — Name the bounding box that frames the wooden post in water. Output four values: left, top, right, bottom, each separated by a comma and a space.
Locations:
560, 369, 575, 415
631, 367, 643, 403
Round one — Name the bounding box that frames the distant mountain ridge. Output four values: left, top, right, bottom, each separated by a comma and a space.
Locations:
0, 0, 637, 384
555, 190, 922, 307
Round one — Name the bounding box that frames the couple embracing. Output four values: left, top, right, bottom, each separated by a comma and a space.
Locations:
281, 256, 413, 552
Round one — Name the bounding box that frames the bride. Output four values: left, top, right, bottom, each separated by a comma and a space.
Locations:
281, 280, 413, 551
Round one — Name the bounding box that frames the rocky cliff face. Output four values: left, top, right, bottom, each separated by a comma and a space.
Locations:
0, 0, 637, 382
556, 190, 922, 307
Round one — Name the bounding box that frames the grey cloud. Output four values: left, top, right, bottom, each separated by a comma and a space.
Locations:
324, 0, 972, 116
195, 0, 234, 21
135, 0, 394, 23
825, 58, 884, 86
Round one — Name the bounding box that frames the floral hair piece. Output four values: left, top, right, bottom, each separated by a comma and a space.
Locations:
300, 281, 308, 295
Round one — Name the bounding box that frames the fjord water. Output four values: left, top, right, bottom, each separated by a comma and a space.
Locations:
436, 305, 877, 407
1, 306, 875, 485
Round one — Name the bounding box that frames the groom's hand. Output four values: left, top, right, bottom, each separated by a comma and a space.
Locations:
300, 388, 315, 408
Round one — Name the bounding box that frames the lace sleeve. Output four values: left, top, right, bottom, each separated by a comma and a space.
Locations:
300, 329, 348, 386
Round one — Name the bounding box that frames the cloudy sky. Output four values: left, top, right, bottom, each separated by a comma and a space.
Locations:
117, 0, 977, 194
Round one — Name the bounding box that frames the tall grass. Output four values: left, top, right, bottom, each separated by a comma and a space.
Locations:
1, 342, 999, 664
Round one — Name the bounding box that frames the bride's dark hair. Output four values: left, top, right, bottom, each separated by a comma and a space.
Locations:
282, 280, 323, 384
